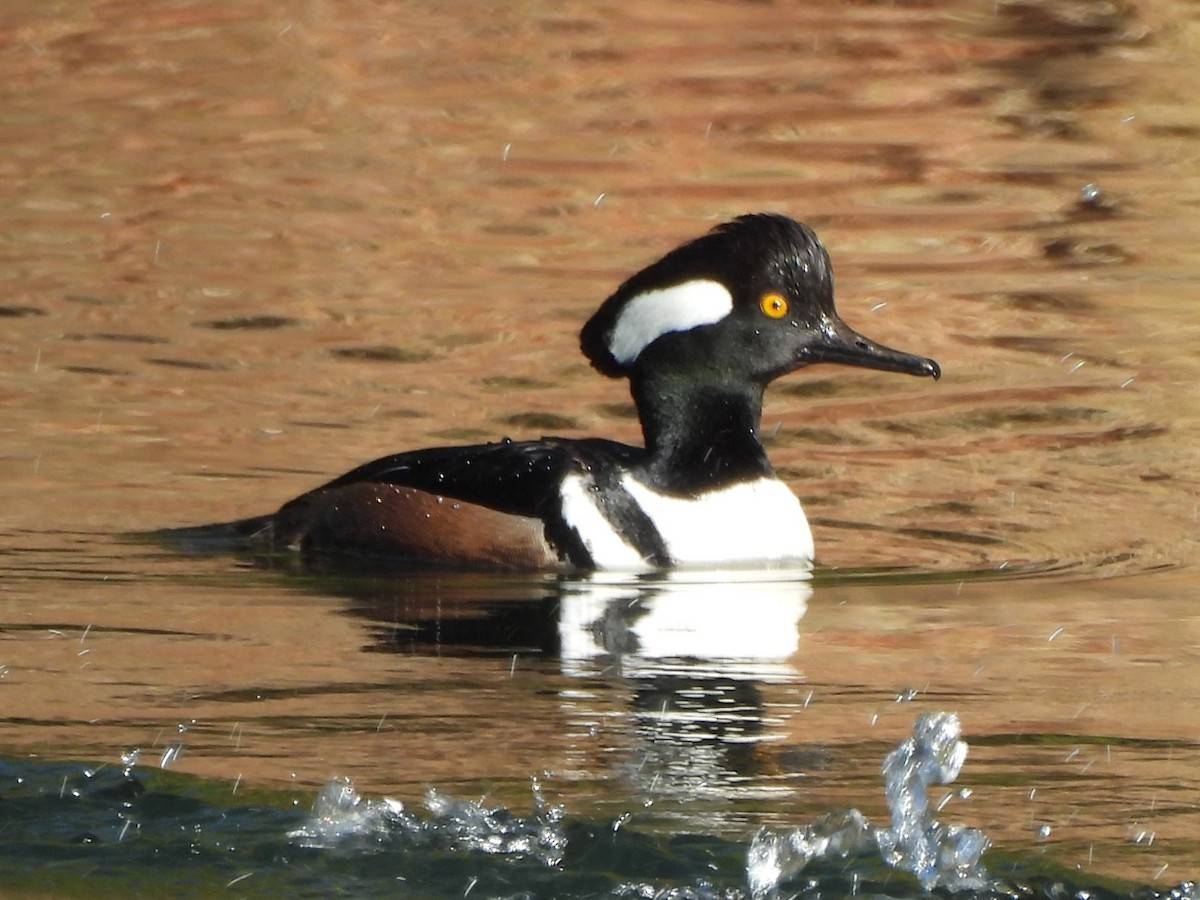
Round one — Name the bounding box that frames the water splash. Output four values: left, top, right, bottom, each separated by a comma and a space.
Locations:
158, 741, 184, 769
120, 748, 140, 777
614, 881, 744, 899
3, 751, 1195, 898
288, 775, 567, 866
746, 712, 990, 897
875, 711, 990, 891
424, 776, 567, 864
287, 776, 416, 849
281, 717, 1195, 898
747, 809, 875, 897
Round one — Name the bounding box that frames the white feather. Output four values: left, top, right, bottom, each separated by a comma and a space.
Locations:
608, 279, 733, 365
621, 475, 813, 566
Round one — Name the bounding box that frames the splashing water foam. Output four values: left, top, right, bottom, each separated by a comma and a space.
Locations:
287, 775, 567, 867
876, 712, 990, 890
747, 711, 990, 897
289, 714, 987, 893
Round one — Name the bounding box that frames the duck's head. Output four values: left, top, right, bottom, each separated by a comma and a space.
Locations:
580, 213, 941, 387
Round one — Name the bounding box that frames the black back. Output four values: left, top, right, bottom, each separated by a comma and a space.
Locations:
311, 438, 670, 566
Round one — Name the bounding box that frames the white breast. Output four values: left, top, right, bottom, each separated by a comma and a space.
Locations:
622, 474, 814, 567
559, 472, 814, 570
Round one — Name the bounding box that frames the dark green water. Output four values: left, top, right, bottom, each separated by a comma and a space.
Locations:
1, 747, 1189, 899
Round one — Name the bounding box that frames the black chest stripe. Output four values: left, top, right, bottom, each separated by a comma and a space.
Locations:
585, 469, 672, 567
546, 472, 671, 569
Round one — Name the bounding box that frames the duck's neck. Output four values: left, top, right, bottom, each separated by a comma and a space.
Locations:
631, 373, 774, 495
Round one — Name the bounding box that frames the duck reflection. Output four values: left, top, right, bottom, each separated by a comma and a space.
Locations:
558, 572, 808, 672
555, 573, 812, 809
335, 566, 813, 813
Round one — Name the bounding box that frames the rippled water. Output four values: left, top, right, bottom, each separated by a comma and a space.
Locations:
2, 0, 1199, 896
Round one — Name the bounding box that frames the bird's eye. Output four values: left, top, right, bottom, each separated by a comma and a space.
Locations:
759, 292, 789, 319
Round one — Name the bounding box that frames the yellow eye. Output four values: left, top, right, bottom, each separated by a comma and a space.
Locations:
760, 292, 789, 319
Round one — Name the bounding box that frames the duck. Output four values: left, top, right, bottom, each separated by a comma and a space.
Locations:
181, 214, 940, 571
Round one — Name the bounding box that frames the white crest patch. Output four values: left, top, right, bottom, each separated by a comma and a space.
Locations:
621, 474, 814, 566
608, 279, 733, 365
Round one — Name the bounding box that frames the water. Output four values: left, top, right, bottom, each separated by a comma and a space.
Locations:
0, 710, 1191, 898
3, 563, 1198, 896
3, 0, 1200, 895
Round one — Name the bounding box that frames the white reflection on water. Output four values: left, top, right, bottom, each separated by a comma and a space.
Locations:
556, 571, 812, 812
558, 570, 811, 674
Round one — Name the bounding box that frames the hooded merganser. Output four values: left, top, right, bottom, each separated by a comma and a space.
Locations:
188, 214, 940, 570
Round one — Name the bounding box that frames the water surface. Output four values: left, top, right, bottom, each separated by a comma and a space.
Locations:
1, 0, 1199, 895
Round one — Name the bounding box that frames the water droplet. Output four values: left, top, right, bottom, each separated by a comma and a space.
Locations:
120, 748, 140, 773
159, 741, 183, 769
